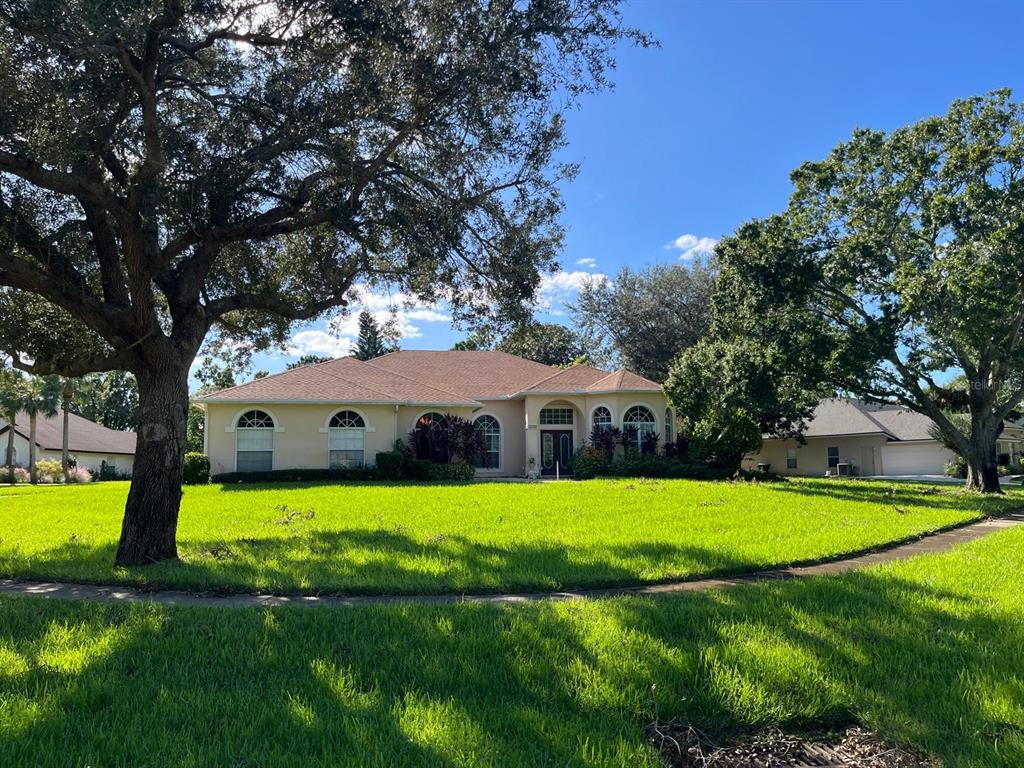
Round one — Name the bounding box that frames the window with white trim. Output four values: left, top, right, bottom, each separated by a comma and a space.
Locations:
786, 447, 798, 469
623, 405, 656, 451
329, 410, 366, 468
592, 406, 612, 429
539, 407, 573, 425
827, 446, 840, 469
236, 410, 274, 472
474, 415, 500, 469
664, 408, 673, 444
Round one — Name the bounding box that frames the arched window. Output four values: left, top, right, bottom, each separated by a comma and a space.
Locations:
592, 406, 612, 430
236, 410, 274, 472
623, 405, 656, 452
413, 412, 449, 463
475, 415, 501, 469
664, 408, 674, 445
328, 410, 366, 468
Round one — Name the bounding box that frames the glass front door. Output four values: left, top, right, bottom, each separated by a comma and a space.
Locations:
540, 430, 573, 475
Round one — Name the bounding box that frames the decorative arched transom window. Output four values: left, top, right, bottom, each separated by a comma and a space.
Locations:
623, 405, 656, 451
664, 408, 674, 444
539, 407, 573, 425
329, 410, 366, 468
475, 415, 501, 469
592, 406, 612, 430
235, 410, 274, 472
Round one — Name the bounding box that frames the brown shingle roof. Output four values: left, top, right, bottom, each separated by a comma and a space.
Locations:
369, 350, 557, 399
2, 410, 136, 455
195, 356, 479, 406
196, 350, 663, 404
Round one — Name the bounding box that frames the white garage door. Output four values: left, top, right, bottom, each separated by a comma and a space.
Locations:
881, 442, 954, 475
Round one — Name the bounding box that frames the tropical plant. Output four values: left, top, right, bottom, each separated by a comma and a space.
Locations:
588, 424, 622, 461
0, 366, 25, 481
21, 376, 62, 484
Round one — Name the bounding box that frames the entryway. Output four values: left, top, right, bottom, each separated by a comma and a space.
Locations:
540, 430, 573, 476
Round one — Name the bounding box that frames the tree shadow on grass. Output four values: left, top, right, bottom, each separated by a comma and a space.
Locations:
0, 547, 1021, 767
767, 479, 1022, 514
0, 528, 764, 597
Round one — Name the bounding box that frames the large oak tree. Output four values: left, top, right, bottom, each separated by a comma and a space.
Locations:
0, 0, 641, 563
712, 91, 1024, 492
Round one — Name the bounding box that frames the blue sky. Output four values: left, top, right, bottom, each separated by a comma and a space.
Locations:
232, 0, 1024, 380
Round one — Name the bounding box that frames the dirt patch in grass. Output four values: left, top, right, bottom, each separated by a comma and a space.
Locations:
647, 721, 936, 767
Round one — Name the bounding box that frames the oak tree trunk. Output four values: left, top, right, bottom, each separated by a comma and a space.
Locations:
963, 432, 1002, 494
114, 362, 190, 566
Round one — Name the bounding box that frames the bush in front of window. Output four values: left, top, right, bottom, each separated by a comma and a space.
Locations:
183, 453, 211, 485
211, 467, 376, 483
375, 451, 405, 480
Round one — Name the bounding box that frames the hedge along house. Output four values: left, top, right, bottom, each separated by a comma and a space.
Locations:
195, 351, 668, 478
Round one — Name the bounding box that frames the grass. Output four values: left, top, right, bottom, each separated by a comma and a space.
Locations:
0, 521, 1021, 766
0, 478, 1020, 595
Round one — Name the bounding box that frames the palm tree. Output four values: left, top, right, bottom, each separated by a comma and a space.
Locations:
61, 378, 75, 483
22, 376, 61, 484
0, 368, 25, 483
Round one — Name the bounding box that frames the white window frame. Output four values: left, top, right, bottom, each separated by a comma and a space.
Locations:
623, 404, 657, 451
234, 409, 276, 472
474, 413, 502, 471
326, 409, 367, 469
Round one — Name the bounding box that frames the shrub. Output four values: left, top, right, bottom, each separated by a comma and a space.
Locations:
375, 451, 404, 480
588, 425, 621, 461
0, 466, 30, 484
404, 458, 435, 481
66, 466, 92, 484
182, 453, 211, 485
604, 454, 732, 480
211, 467, 376, 484
34, 459, 64, 483
945, 456, 968, 479
427, 460, 475, 482
571, 447, 609, 480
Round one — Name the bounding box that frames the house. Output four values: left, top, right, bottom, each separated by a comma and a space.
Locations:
195, 350, 669, 477
742, 398, 1024, 477
0, 410, 136, 475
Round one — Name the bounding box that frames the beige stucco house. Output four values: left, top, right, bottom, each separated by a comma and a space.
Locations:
195, 350, 670, 477
743, 398, 1024, 477
0, 410, 136, 476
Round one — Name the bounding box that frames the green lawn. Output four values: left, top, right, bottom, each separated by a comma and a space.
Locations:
0, 478, 1019, 595
0, 521, 1021, 766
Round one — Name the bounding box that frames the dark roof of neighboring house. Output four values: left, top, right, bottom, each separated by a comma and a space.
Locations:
1, 410, 136, 455
792, 398, 1010, 443
196, 350, 663, 405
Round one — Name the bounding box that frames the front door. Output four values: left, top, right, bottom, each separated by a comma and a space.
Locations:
540, 430, 573, 476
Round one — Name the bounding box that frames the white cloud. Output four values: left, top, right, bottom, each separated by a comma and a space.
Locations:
576, 257, 597, 268
667, 233, 718, 261
537, 270, 605, 314
286, 330, 353, 358
284, 284, 451, 360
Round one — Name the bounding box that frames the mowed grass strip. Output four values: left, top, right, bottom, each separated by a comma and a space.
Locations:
0, 478, 1019, 595
0, 523, 1021, 767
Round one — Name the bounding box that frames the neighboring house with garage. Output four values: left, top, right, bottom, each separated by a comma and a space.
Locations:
194, 350, 669, 478
743, 398, 1024, 477
0, 410, 136, 476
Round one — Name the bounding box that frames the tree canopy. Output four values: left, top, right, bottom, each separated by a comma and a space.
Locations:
0, 0, 642, 563
572, 262, 715, 381
453, 320, 587, 366
352, 310, 397, 361
710, 90, 1024, 491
